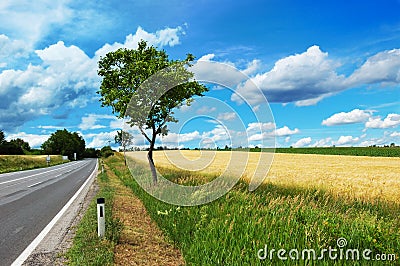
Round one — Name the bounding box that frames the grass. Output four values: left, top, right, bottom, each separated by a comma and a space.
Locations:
117, 152, 399, 265
127, 151, 400, 203
0, 155, 67, 173
65, 159, 122, 265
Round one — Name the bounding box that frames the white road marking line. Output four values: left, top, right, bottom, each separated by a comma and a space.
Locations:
27, 181, 43, 188
0, 161, 83, 186
11, 160, 98, 266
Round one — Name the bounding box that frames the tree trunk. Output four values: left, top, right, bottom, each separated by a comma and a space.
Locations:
148, 136, 158, 184
123, 148, 127, 166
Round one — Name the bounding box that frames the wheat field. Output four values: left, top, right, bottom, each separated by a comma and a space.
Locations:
126, 150, 400, 203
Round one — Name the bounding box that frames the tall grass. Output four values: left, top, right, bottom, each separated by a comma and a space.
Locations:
66, 159, 122, 265
0, 155, 67, 173
112, 155, 399, 265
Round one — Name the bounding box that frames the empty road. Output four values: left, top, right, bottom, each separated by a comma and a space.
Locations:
0, 159, 97, 266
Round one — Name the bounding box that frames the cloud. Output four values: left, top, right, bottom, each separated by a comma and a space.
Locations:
390, 131, 400, 137
37, 125, 67, 129
247, 124, 298, 141
322, 109, 373, 126
0, 25, 184, 132
231, 47, 400, 106
347, 49, 400, 86
292, 137, 312, 147
334, 135, 360, 146
161, 131, 201, 144
0, 0, 73, 46
242, 59, 261, 76
365, 113, 400, 129
0, 41, 100, 131
0, 34, 30, 67
5, 132, 50, 148
191, 60, 247, 90
246, 122, 276, 132
202, 125, 231, 143
312, 137, 333, 147
79, 114, 116, 131
95, 26, 184, 58
294, 94, 331, 107
217, 112, 236, 121
234, 46, 346, 105
198, 54, 215, 61
85, 131, 118, 148
196, 106, 217, 114
274, 126, 300, 136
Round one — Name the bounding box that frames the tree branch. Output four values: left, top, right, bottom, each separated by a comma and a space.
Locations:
139, 127, 151, 143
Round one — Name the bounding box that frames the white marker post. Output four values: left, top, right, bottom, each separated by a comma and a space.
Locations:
46, 155, 50, 166
97, 198, 105, 238
74, 152, 77, 161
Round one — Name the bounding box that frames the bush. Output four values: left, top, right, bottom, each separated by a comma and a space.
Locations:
100, 146, 114, 158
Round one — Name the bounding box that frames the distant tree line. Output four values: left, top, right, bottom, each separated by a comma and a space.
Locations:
0, 130, 31, 155
0, 129, 102, 159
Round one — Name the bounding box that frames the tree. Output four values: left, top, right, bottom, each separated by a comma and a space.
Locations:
41, 129, 85, 160
0, 130, 5, 145
0, 142, 23, 155
0, 131, 26, 155
84, 148, 100, 158
100, 146, 114, 158
10, 138, 30, 152
115, 130, 133, 165
98, 40, 208, 183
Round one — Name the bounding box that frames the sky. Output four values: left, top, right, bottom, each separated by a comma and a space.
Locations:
0, 0, 399, 149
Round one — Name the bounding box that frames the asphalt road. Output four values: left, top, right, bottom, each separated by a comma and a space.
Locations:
0, 159, 97, 266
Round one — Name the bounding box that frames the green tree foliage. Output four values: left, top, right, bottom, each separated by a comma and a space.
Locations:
10, 138, 31, 152
0, 130, 30, 155
0, 130, 5, 145
100, 146, 114, 158
115, 130, 133, 165
97, 40, 208, 182
84, 148, 100, 158
114, 130, 133, 151
41, 129, 85, 160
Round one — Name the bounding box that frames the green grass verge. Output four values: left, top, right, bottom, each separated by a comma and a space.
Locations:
65, 159, 122, 265
108, 155, 399, 265
0, 155, 68, 174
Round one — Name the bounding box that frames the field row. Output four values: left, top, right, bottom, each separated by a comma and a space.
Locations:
127, 150, 400, 203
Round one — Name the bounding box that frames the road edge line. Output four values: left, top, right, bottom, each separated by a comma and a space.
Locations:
11, 159, 98, 266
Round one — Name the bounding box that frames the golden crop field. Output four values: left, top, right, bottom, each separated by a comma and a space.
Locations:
127, 150, 400, 203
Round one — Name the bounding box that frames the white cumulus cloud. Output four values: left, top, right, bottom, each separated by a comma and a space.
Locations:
365, 113, 400, 129
322, 109, 373, 126
292, 137, 312, 147
234, 45, 346, 105
347, 49, 400, 86
79, 114, 115, 131
95, 26, 184, 58
274, 126, 300, 136
217, 112, 236, 121
334, 135, 360, 146
6, 132, 50, 148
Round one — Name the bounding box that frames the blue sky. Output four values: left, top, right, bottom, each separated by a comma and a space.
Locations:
0, 0, 399, 149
